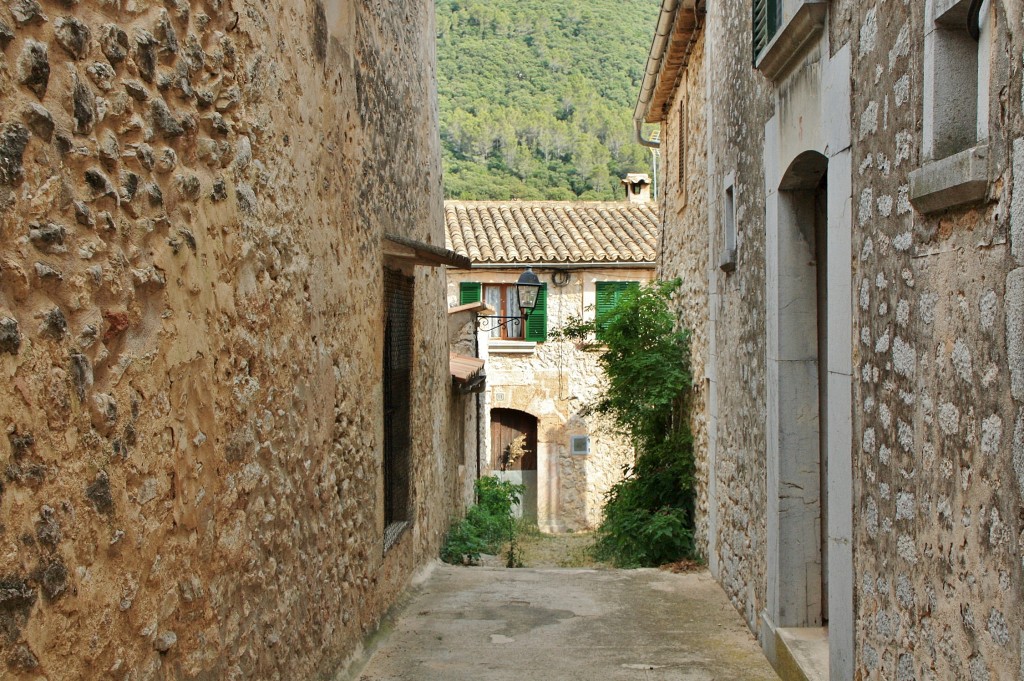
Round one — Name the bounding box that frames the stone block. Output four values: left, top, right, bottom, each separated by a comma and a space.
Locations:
909, 143, 989, 214
17, 40, 50, 99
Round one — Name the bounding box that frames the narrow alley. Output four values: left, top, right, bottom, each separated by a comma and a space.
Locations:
354, 563, 779, 681
3, 0, 1024, 678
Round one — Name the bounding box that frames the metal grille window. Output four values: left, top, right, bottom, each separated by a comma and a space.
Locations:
678, 101, 687, 190
383, 267, 413, 547
753, 0, 781, 60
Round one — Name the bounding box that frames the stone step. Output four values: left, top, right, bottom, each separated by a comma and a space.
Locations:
774, 627, 830, 681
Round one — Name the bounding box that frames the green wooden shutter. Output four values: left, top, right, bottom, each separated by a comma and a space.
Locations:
753, 0, 779, 60
524, 284, 547, 342
596, 282, 638, 338
460, 281, 481, 305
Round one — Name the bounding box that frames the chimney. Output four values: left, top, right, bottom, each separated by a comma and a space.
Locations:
621, 173, 652, 204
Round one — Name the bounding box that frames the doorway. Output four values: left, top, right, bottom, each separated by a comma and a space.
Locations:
813, 167, 829, 625
769, 150, 831, 628
490, 408, 538, 521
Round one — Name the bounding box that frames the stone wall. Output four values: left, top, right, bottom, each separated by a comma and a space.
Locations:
657, 0, 1024, 676
448, 311, 482, 511
849, 2, 1024, 677
656, 31, 712, 564
698, 0, 774, 631
448, 267, 652, 532
0, 0, 459, 678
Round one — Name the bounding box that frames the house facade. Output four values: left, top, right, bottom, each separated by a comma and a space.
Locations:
445, 190, 658, 531
638, 0, 1024, 679
0, 1, 469, 678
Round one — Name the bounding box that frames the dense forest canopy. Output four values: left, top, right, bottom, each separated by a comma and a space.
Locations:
436, 0, 660, 201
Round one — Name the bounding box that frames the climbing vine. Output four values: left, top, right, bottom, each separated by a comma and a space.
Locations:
556, 279, 697, 567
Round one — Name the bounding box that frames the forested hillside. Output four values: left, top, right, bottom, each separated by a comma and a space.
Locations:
436, 0, 660, 200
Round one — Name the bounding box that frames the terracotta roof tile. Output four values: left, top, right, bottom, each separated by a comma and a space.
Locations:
450, 353, 485, 383
444, 201, 659, 264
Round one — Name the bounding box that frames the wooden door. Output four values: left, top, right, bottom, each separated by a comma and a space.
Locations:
490, 409, 538, 472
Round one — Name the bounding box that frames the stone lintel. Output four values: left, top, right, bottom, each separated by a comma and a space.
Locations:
755, 2, 827, 83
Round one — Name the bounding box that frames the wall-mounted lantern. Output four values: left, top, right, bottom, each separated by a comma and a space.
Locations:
477, 268, 542, 333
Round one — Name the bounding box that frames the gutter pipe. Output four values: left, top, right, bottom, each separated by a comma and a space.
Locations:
634, 0, 681, 149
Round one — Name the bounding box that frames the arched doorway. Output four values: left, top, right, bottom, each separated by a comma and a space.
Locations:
490, 408, 538, 521
770, 150, 832, 627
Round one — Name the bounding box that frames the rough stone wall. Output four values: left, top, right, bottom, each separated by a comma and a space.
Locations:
656, 33, 711, 558
850, 2, 1024, 677
657, 0, 1024, 674
447, 267, 651, 531
0, 1, 458, 679
448, 314, 482, 510
700, 0, 773, 631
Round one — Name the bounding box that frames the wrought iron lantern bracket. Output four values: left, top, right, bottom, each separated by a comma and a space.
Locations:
476, 312, 530, 333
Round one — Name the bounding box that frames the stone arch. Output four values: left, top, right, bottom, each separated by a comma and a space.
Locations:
490, 408, 539, 521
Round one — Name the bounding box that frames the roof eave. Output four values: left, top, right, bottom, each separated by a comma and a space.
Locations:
633, 0, 705, 127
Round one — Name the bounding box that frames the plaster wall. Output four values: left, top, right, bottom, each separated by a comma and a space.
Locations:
0, 1, 460, 678
447, 266, 653, 531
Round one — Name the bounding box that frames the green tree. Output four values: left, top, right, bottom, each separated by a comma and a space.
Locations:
436, 0, 660, 200
556, 280, 697, 567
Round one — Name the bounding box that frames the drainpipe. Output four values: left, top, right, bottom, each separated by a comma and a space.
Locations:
475, 327, 481, 481
633, 0, 681, 149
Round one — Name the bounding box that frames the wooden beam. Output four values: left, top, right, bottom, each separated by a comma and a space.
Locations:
383, 233, 472, 269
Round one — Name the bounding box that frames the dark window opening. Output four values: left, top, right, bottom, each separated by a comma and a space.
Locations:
678, 105, 687, 189
720, 182, 737, 272
383, 267, 414, 548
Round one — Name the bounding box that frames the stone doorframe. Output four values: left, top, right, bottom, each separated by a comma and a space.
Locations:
761, 39, 855, 681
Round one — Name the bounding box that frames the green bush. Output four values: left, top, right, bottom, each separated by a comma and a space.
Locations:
442, 476, 524, 565
557, 280, 697, 567
592, 434, 696, 567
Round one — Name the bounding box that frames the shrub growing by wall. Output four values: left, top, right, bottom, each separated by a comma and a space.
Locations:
442, 476, 524, 565
557, 279, 696, 567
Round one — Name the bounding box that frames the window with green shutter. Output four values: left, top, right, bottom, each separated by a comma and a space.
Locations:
459, 281, 481, 305
524, 284, 547, 343
595, 281, 638, 339
753, 0, 781, 61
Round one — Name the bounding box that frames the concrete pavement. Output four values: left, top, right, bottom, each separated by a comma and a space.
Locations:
353, 564, 779, 681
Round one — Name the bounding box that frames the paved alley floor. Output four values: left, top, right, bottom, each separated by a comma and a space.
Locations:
355, 565, 779, 681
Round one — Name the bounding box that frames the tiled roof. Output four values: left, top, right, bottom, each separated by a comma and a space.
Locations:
444, 201, 659, 265
450, 353, 485, 383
